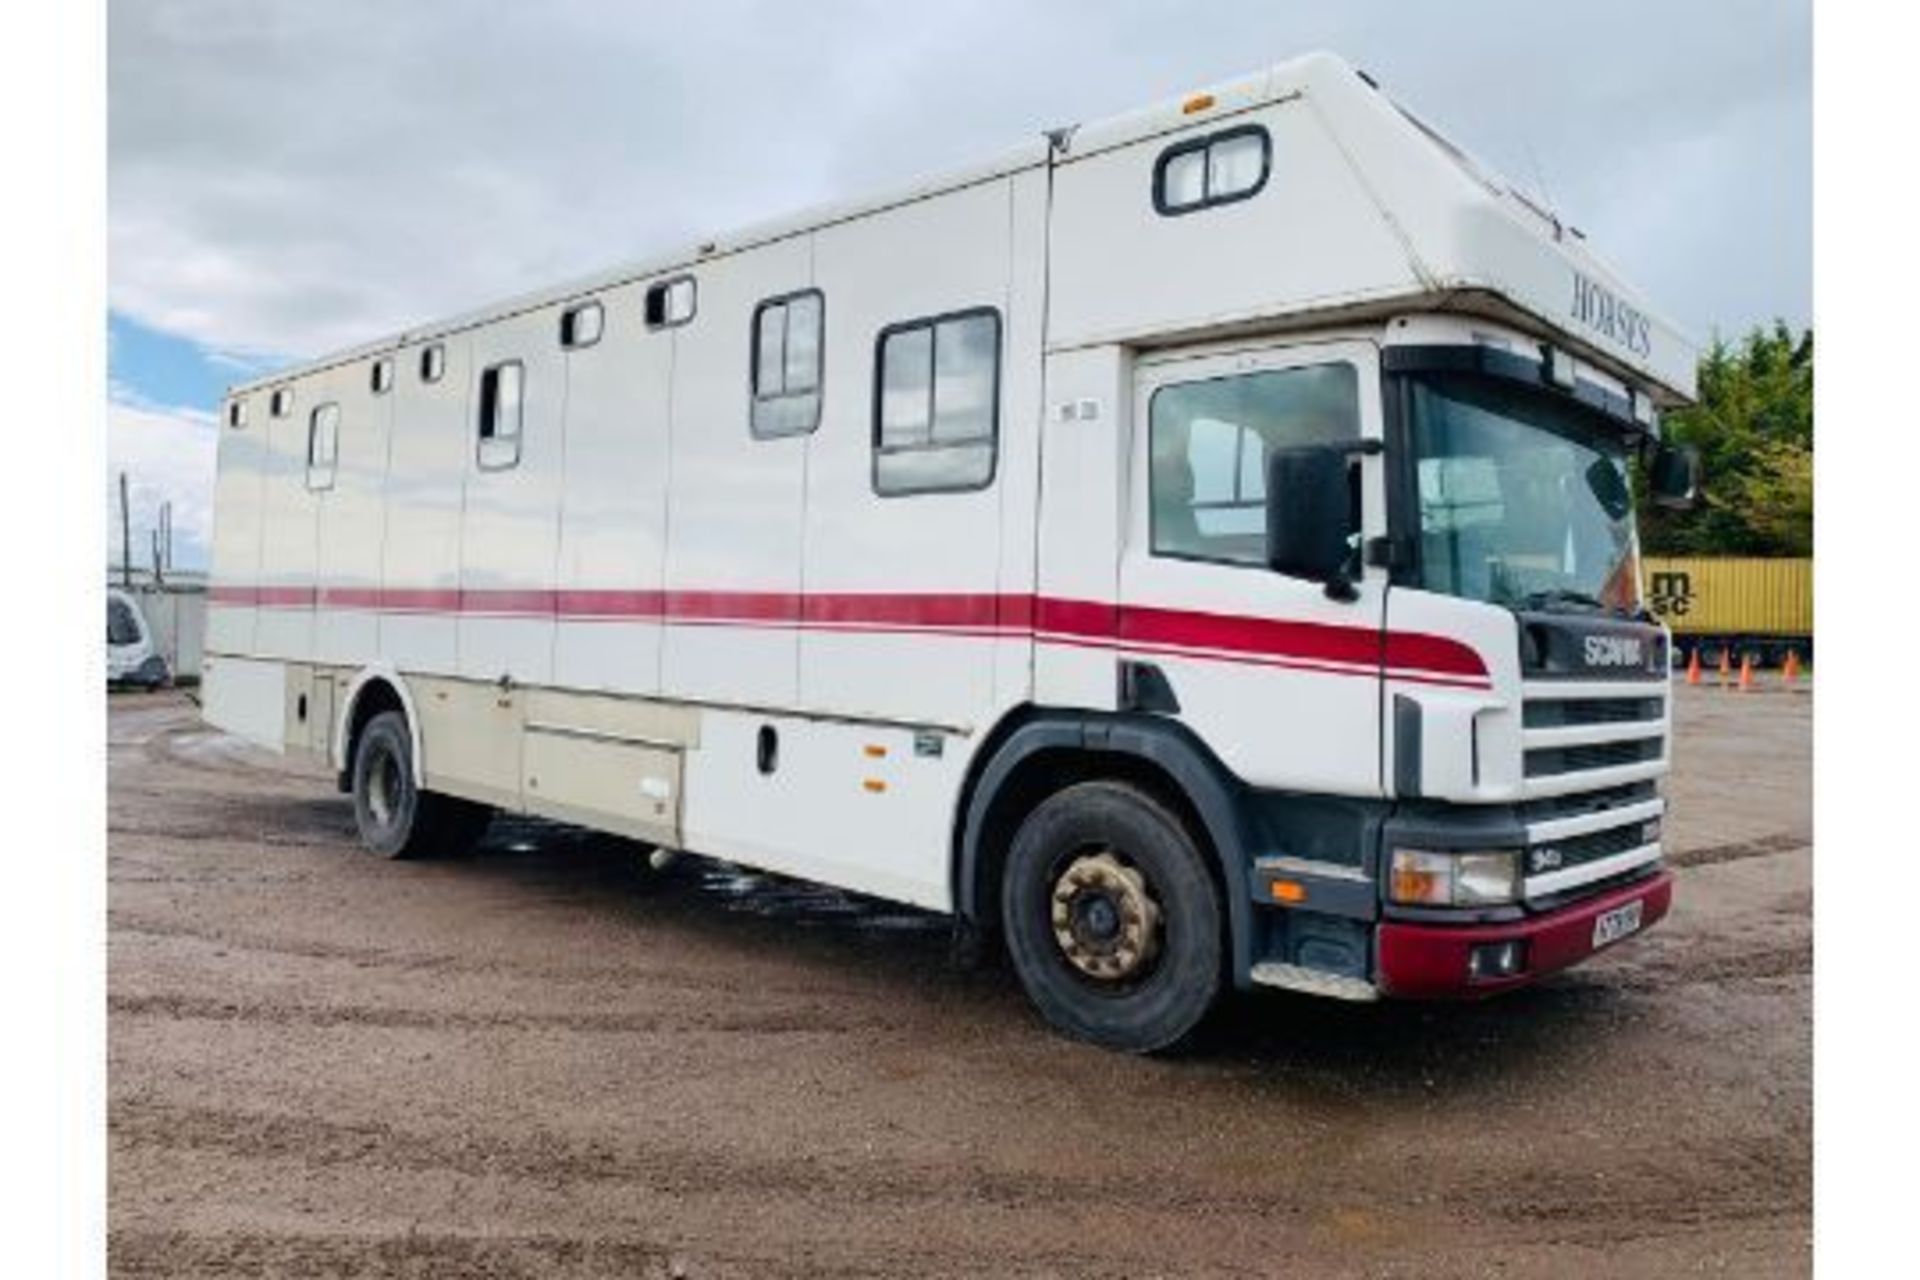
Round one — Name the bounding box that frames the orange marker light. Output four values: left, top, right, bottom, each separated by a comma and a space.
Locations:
1182, 92, 1216, 115
1269, 880, 1307, 905
862, 779, 887, 793
863, 744, 887, 758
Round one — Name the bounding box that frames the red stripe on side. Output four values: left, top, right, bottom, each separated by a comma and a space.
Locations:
203, 584, 1489, 683
1381, 630, 1491, 681
554, 589, 667, 620
1116, 603, 1382, 670
376, 588, 463, 613
1034, 596, 1120, 640
801, 592, 1004, 629
251, 586, 316, 607
663, 590, 803, 623
459, 588, 558, 616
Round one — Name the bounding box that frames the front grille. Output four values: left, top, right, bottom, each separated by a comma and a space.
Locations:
1526, 819, 1652, 877
1522, 696, 1664, 728
1524, 736, 1664, 778
1519, 780, 1658, 825
1526, 861, 1662, 913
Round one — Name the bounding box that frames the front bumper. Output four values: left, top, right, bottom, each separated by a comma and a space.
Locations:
1375, 870, 1672, 998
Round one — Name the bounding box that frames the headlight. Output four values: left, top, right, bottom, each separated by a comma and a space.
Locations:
1389, 848, 1520, 907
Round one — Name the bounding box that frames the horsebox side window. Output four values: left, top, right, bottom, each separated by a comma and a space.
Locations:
873, 308, 1001, 496
750, 289, 824, 438
420, 343, 446, 383
269, 386, 294, 417
1153, 124, 1271, 215
1149, 362, 1359, 568
305, 402, 341, 492
370, 357, 394, 395
560, 300, 604, 349
644, 276, 697, 329
476, 360, 524, 470
226, 399, 246, 429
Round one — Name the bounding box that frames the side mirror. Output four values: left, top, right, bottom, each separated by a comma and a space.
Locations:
1267, 445, 1360, 600
1647, 442, 1701, 510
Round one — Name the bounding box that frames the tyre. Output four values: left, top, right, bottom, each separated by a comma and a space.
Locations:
1001, 781, 1223, 1053
350, 710, 492, 859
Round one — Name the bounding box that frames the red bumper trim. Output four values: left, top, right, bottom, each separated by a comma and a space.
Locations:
1375, 871, 1673, 998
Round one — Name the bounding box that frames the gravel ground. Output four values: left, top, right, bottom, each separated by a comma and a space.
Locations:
107, 681, 1811, 1278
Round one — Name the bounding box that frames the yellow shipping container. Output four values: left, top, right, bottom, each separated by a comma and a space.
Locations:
1641, 557, 1813, 639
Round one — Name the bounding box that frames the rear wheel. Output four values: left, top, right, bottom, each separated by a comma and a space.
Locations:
351, 710, 491, 859
1001, 781, 1223, 1053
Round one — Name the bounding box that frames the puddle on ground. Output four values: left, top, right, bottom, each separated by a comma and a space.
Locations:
694, 864, 940, 934
478, 815, 944, 937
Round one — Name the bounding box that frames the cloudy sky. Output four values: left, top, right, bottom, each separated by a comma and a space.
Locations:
108, 0, 1811, 569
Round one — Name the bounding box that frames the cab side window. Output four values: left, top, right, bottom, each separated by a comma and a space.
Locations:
1149, 362, 1358, 567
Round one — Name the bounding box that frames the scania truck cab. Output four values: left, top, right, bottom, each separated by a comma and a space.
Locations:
1239, 314, 1693, 1001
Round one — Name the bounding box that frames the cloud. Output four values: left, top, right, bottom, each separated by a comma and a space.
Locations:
109, 0, 1809, 369
107, 386, 218, 571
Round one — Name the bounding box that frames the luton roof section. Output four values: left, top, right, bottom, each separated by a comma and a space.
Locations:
228, 51, 1694, 406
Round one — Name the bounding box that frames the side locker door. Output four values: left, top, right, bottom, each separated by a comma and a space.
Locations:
1118, 340, 1387, 798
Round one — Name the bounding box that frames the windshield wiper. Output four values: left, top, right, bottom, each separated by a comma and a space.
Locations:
1516, 588, 1611, 614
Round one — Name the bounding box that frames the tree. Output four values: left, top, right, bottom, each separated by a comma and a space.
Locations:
1640, 322, 1813, 556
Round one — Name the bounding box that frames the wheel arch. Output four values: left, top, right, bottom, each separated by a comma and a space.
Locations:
953, 709, 1257, 987
332, 664, 426, 786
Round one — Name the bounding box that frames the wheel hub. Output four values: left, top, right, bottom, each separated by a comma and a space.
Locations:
1050, 850, 1162, 982
369, 753, 402, 827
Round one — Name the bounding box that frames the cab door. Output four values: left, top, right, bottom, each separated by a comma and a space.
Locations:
1118, 339, 1387, 797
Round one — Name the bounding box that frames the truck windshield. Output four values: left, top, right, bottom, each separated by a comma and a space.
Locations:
1408, 373, 1641, 614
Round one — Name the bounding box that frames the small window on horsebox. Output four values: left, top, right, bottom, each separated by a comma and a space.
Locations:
1153, 125, 1270, 215
560, 300, 604, 349
872, 308, 1001, 496
305, 402, 341, 491
644, 276, 697, 329
226, 399, 247, 429
269, 386, 294, 417
370, 357, 394, 395
476, 360, 524, 470
749, 289, 824, 438
419, 343, 446, 383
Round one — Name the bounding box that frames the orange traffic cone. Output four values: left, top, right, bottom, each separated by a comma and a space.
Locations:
1783, 650, 1801, 684
1737, 653, 1754, 692
1717, 649, 1731, 687
1686, 649, 1701, 685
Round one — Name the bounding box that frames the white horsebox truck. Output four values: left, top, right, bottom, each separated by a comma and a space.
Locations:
203, 53, 1700, 1052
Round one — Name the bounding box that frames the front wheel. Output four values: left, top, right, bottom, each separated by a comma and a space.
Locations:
1001, 781, 1223, 1053
351, 710, 491, 859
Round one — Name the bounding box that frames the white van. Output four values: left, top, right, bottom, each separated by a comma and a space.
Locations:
107, 587, 170, 689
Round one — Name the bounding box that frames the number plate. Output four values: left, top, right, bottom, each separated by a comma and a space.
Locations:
1592, 899, 1644, 949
